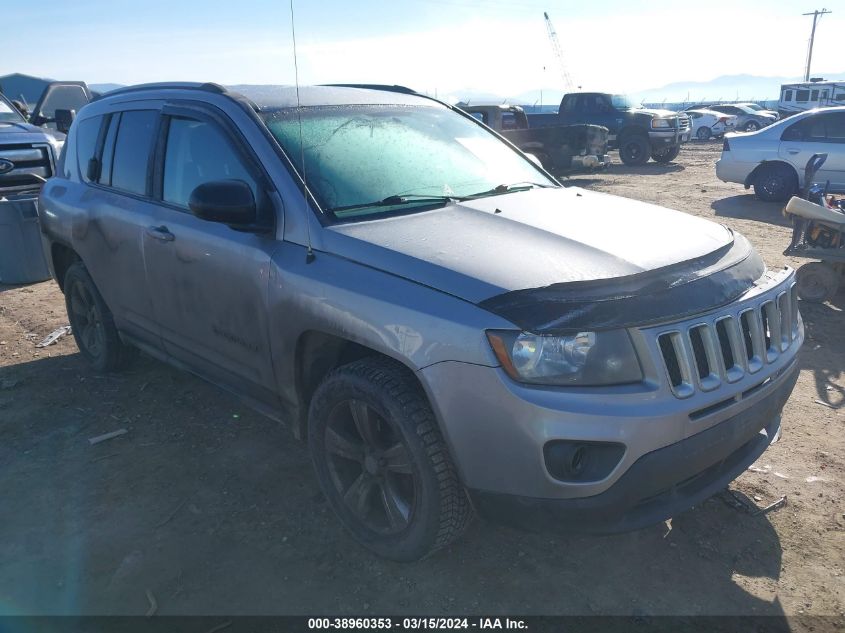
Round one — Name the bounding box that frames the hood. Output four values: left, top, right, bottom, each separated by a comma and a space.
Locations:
627, 107, 679, 119
324, 187, 735, 305
0, 121, 65, 142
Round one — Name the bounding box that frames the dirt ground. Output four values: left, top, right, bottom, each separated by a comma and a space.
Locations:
1, 142, 843, 623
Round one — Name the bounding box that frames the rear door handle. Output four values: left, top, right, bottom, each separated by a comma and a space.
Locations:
146, 225, 175, 242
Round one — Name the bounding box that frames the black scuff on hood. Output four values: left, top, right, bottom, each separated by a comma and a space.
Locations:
478, 232, 765, 334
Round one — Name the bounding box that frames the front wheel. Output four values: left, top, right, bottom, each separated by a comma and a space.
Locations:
64, 262, 137, 372
697, 126, 712, 140
308, 357, 471, 561
652, 145, 680, 163
796, 262, 840, 303
618, 135, 650, 166
744, 120, 760, 132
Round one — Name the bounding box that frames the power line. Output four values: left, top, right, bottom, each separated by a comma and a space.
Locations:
802, 8, 831, 82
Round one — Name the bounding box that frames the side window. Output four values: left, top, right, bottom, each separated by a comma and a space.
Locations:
468, 112, 486, 124
162, 117, 258, 209
837, 93, 845, 101
781, 119, 807, 141
821, 90, 829, 100
825, 113, 845, 142
561, 96, 576, 112
811, 90, 819, 101
111, 110, 158, 195
783, 90, 793, 102
501, 112, 518, 130
796, 90, 810, 103
74, 115, 103, 183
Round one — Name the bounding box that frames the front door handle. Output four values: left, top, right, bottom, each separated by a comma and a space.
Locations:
146, 225, 175, 242
787, 149, 800, 155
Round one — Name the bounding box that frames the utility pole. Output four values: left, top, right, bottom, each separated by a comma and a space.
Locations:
803, 8, 831, 81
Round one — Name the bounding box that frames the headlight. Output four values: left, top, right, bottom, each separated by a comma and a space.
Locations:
651, 118, 671, 129
486, 330, 643, 386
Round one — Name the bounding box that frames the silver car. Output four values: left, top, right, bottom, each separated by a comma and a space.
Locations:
709, 104, 777, 132
716, 106, 845, 201
39, 83, 803, 561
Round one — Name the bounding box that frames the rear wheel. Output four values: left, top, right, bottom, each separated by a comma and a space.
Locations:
618, 134, 650, 166
753, 163, 798, 202
796, 262, 840, 303
744, 120, 761, 132
696, 126, 712, 140
63, 262, 137, 372
652, 145, 680, 163
308, 357, 471, 561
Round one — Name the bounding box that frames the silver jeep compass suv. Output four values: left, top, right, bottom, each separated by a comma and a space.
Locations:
38, 83, 803, 561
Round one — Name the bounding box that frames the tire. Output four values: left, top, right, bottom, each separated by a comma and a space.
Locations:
744, 120, 760, 132
308, 357, 471, 561
696, 126, 712, 141
63, 262, 137, 372
796, 262, 840, 303
618, 134, 650, 166
652, 145, 681, 163
753, 163, 798, 202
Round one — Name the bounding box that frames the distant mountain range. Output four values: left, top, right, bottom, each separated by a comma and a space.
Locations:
451, 72, 845, 107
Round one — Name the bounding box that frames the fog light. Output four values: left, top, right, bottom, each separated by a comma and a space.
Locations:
543, 440, 625, 483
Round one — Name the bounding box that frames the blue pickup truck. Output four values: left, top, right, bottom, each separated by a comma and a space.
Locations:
528, 93, 691, 166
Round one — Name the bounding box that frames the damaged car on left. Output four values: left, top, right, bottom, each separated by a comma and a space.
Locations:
38, 83, 803, 561
0, 87, 79, 283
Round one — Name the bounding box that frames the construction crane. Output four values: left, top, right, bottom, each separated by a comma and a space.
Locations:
543, 12, 575, 92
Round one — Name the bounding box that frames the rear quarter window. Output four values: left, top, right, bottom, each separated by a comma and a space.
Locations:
74, 115, 103, 182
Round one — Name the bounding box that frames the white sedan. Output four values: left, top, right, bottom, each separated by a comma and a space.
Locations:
685, 109, 737, 140
716, 106, 845, 201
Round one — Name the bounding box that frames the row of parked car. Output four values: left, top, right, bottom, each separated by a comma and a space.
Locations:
682, 102, 779, 140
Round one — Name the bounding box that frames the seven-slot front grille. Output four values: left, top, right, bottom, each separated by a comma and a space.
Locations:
654, 279, 800, 399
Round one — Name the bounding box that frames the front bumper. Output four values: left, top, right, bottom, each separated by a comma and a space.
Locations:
469, 362, 796, 533
649, 128, 691, 146
419, 267, 802, 532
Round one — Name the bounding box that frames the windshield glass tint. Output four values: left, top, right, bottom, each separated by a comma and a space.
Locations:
611, 94, 639, 110
261, 104, 554, 219
0, 97, 24, 123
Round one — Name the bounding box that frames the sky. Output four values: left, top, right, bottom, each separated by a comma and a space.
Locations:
5, 0, 845, 100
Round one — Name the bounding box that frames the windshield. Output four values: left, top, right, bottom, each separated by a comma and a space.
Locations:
743, 103, 764, 111
261, 104, 555, 220
610, 94, 641, 110
0, 95, 25, 123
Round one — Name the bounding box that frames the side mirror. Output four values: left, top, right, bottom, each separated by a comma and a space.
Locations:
55, 109, 76, 134
188, 180, 257, 227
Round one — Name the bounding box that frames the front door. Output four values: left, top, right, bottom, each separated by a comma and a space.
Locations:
142, 110, 280, 406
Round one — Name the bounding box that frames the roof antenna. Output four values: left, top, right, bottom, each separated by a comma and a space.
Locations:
290, 0, 315, 264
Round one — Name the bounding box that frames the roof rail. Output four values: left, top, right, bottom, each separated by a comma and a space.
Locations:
321, 83, 419, 95
94, 82, 228, 100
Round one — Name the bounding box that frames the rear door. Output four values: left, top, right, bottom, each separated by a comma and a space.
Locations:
780, 112, 845, 190
143, 103, 280, 406
71, 106, 164, 350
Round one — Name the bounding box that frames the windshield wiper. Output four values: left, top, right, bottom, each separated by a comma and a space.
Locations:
329, 194, 456, 214
459, 181, 552, 200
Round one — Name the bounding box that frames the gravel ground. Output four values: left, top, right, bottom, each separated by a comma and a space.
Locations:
0, 141, 842, 625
